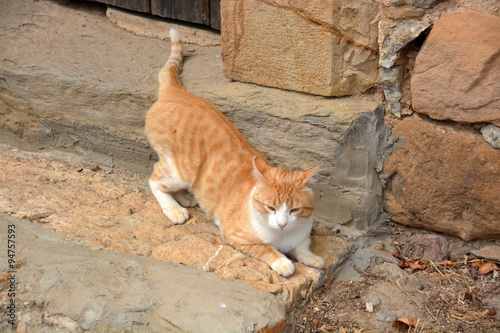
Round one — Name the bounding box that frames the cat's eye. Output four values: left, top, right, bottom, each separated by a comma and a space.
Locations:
290, 208, 300, 214
266, 205, 276, 212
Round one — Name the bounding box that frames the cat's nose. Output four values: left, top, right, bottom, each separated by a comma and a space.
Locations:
276, 212, 288, 230
277, 216, 288, 230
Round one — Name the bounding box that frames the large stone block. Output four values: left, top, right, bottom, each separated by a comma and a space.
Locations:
411, 10, 500, 126
384, 115, 500, 241
220, 0, 380, 97
202, 85, 390, 228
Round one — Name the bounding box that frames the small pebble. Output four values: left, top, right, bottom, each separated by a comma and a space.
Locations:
416, 282, 424, 291
366, 302, 374, 313
322, 296, 333, 306
366, 293, 381, 307
376, 310, 397, 322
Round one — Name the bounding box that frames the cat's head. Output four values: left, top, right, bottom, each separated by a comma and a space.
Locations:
251, 156, 318, 232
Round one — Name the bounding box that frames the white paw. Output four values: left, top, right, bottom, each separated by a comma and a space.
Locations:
164, 207, 189, 224
271, 257, 295, 277
299, 254, 325, 269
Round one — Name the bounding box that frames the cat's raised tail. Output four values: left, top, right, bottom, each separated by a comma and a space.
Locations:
158, 28, 184, 95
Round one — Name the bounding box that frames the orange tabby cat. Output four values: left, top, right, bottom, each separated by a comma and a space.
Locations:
145, 29, 324, 277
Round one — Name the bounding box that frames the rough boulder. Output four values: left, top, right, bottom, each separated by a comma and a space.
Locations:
411, 10, 500, 126
384, 115, 500, 241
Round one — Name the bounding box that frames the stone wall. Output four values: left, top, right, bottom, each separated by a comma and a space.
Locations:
384, 9, 500, 240
220, 0, 500, 240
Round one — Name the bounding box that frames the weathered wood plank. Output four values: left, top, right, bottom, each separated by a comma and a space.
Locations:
211, 0, 221, 30
171, 0, 210, 26
151, 0, 172, 18
97, 0, 150, 13
91, 0, 221, 30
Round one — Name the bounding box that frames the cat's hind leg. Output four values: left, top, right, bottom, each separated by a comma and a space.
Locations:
173, 190, 197, 207
149, 161, 190, 224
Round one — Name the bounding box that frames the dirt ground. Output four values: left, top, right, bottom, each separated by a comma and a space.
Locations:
295, 224, 500, 332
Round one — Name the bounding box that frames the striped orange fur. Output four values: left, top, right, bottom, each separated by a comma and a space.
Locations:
145, 29, 324, 276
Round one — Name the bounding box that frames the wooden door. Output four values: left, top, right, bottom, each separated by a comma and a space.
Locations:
94, 0, 221, 30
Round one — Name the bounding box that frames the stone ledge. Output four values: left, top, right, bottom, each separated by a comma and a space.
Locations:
0, 147, 352, 318
0, 213, 286, 332
106, 6, 221, 46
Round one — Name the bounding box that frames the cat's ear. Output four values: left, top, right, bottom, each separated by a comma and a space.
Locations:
252, 156, 269, 182
303, 167, 319, 190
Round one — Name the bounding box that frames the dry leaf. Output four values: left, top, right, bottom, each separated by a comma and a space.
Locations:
478, 261, 500, 275
470, 259, 483, 268
408, 260, 426, 270
440, 260, 453, 265
411, 260, 426, 270
392, 317, 423, 330
400, 259, 426, 271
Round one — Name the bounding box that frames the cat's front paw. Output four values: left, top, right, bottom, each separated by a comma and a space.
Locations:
299, 254, 325, 269
164, 207, 189, 224
271, 257, 295, 277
